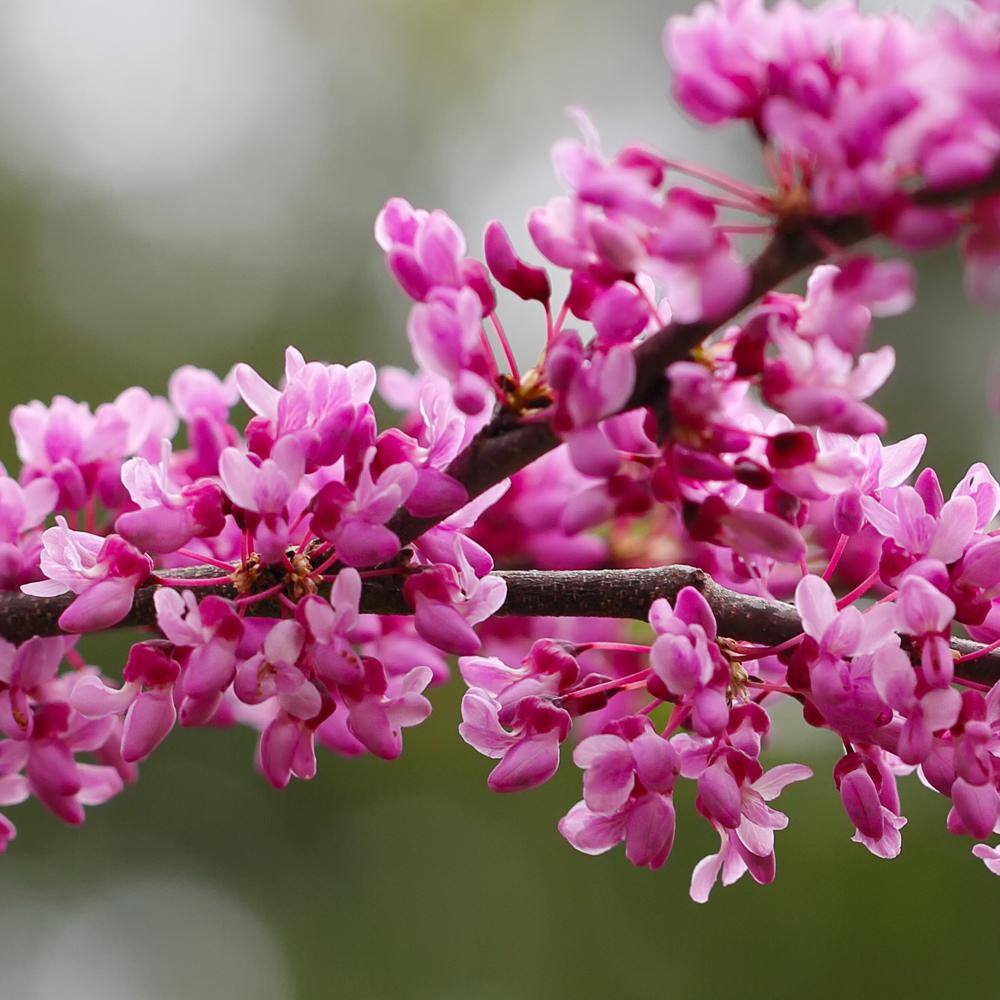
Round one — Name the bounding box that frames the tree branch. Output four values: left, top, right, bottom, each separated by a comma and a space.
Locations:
1, 565, 996, 686
389, 163, 1000, 548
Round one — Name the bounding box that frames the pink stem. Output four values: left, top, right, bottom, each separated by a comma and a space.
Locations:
489, 312, 521, 384
563, 668, 652, 701
662, 702, 690, 738
311, 551, 340, 577
747, 681, 798, 696
153, 575, 231, 588
660, 158, 771, 205
234, 581, 286, 607
733, 633, 804, 662
576, 641, 653, 654
719, 224, 773, 235
176, 549, 234, 572
837, 570, 882, 609
706, 195, 775, 216
955, 636, 1000, 664
822, 534, 849, 582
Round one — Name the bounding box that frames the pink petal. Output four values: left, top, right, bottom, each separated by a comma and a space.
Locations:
795, 575, 838, 641
71, 675, 139, 718
59, 578, 137, 633
121, 689, 176, 762
558, 801, 628, 856
624, 793, 676, 869
488, 731, 560, 792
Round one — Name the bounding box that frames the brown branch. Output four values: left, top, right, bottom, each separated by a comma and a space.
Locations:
1, 565, 996, 686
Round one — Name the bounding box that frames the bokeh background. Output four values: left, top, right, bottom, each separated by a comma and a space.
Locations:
0, 1, 995, 997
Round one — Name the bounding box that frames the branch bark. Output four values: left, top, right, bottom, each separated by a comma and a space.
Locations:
1, 565, 996, 686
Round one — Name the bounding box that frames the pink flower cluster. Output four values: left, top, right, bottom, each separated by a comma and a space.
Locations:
0, 0, 997, 902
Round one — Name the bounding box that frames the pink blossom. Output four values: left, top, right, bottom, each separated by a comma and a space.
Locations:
833, 750, 908, 858
154, 590, 243, 715
236, 347, 375, 471
117, 442, 225, 553
690, 762, 812, 903
483, 220, 551, 303
0, 636, 68, 740
404, 543, 506, 656
648, 586, 730, 736
547, 332, 636, 477
559, 715, 679, 870
72, 641, 181, 762
339, 658, 433, 761
311, 450, 417, 567
2, 699, 124, 825
458, 640, 585, 792
872, 642, 962, 765
22, 518, 152, 633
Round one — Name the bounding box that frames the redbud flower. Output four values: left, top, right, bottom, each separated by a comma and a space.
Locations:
690, 763, 811, 903
559, 716, 679, 870
22, 519, 152, 633
483, 220, 551, 303
72, 641, 181, 762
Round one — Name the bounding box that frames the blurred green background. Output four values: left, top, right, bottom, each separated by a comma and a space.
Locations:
0, 1, 995, 997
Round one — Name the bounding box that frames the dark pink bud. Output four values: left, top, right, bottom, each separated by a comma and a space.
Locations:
483, 221, 550, 303
766, 430, 818, 469
834, 487, 864, 536
733, 458, 772, 490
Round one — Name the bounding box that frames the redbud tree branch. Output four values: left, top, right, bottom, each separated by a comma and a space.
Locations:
0, 565, 996, 686
2, 169, 999, 689
389, 163, 1000, 548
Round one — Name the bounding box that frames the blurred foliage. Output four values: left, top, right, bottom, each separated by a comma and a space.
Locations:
0, 1, 996, 997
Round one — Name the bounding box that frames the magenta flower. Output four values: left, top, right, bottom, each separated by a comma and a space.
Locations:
406, 288, 495, 416
834, 750, 908, 859
460, 688, 571, 792
234, 620, 322, 723
648, 586, 730, 737
22, 518, 152, 633
219, 437, 306, 562
973, 842, 1000, 876
547, 332, 636, 477
2, 699, 124, 825
340, 657, 433, 761
689, 762, 811, 903
311, 450, 418, 567
297, 568, 364, 687
404, 538, 506, 655
872, 641, 962, 765
559, 715, 679, 870
0, 636, 68, 740
795, 574, 897, 662
258, 709, 321, 790
236, 347, 375, 471
0, 472, 57, 589
169, 364, 238, 425
862, 484, 979, 577
154, 590, 243, 717
71, 641, 181, 762
483, 220, 551, 303
12, 390, 174, 509
117, 442, 225, 553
